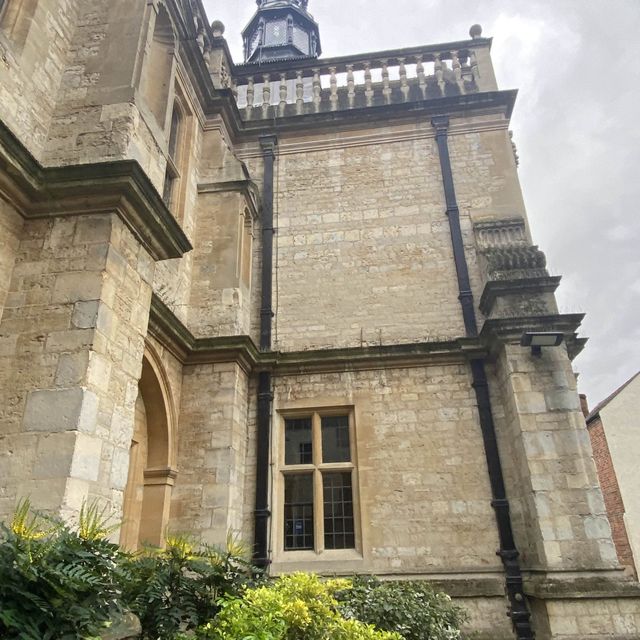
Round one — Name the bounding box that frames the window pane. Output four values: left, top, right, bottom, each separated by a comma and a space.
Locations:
285, 417, 313, 465
168, 107, 181, 160
321, 416, 350, 463
323, 472, 355, 549
284, 474, 314, 550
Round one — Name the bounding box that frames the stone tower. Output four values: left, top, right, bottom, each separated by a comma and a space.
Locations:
1, 1, 640, 638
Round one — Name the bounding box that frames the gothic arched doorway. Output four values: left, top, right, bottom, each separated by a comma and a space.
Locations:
120, 347, 177, 550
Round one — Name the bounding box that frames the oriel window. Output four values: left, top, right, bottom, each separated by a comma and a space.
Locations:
281, 412, 357, 552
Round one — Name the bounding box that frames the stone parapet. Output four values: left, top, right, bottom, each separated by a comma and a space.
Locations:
232, 36, 497, 119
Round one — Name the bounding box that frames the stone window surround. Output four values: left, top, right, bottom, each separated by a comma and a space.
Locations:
161, 76, 195, 224
271, 406, 364, 571
0, 0, 37, 54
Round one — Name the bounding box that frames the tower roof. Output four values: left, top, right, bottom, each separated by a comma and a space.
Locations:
242, 0, 321, 64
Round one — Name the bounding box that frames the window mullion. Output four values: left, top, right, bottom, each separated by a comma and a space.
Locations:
313, 467, 324, 553
312, 413, 324, 553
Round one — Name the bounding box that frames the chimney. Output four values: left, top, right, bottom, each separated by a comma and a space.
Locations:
579, 394, 590, 419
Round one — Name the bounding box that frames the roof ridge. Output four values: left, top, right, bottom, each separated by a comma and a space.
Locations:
586, 370, 640, 422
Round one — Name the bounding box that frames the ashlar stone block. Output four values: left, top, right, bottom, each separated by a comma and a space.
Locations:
24, 387, 99, 433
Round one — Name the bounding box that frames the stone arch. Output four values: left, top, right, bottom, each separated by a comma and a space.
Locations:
140, 2, 177, 131
120, 343, 177, 550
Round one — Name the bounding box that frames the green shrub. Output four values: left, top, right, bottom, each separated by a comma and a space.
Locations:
0, 500, 125, 640
0, 501, 254, 640
1, 502, 467, 640
119, 533, 253, 640
336, 576, 468, 640
196, 573, 402, 640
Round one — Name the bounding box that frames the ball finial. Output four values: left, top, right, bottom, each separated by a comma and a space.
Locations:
469, 24, 483, 39
211, 20, 225, 37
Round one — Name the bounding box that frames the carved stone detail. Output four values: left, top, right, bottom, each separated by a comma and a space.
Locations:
474, 218, 557, 319
474, 217, 527, 250
482, 246, 548, 281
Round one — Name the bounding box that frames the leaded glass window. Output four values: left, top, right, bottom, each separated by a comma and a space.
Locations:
281, 411, 357, 553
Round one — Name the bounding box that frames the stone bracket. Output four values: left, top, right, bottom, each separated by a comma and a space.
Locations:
479, 275, 562, 316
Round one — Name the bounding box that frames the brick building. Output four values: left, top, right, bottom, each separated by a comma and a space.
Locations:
583, 372, 640, 579
1, 0, 640, 637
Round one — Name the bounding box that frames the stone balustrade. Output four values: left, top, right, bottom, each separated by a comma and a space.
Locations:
231, 38, 496, 120
474, 218, 529, 250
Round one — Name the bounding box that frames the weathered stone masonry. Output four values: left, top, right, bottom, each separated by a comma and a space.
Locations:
2, 1, 640, 638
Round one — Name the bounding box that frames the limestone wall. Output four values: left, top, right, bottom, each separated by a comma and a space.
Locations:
266, 363, 501, 575
0, 199, 23, 323
187, 190, 254, 338
0, 213, 155, 521
448, 121, 527, 225
42, 0, 162, 186
237, 116, 522, 353
490, 343, 617, 572
0, 0, 79, 160
171, 362, 250, 546
269, 127, 464, 350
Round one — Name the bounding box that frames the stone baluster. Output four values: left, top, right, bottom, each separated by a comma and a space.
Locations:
262, 74, 271, 110
364, 62, 374, 107
295, 70, 304, 114
196, 29, 205, 53
470, 49, 480, 86
381, 60, 391, 104
329, 67, 338, 111
312, 68, 321, 112
434, 54, 445, 96
346, 64, 355, 108
452, 51, 465, 94
416, 55, 427, 99
246, 77, 255, 117
279, 73, 288, 115
398, 57, 409, 102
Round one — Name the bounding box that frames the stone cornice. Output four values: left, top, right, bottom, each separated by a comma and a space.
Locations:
221, 90, 518, 141
272, 339, 486, 375
479, 276, 562, 316
148, 293, 488, 375
0, 121, 192, 261
523, 568, 640, 600
480, 313, 588, 360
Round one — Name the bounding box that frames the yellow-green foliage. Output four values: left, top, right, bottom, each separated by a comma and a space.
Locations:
197, 573, 402, 640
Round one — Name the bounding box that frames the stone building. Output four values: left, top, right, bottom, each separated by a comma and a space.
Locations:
1, 0, 640, 637
583, 372, 640, 580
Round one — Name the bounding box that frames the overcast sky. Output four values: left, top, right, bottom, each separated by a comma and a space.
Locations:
202, 0, 640, 406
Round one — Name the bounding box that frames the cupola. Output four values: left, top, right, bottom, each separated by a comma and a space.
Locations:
242, 0, 321, 64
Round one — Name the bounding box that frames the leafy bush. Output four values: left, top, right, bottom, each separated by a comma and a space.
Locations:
1, 503, 467, 640
196, 573, 402, 640
0, 501, 253, 640
120, 533, 253, 639
336, 576, 468, 640
0, 501, 125, 640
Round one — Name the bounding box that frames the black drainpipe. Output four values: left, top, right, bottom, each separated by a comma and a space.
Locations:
253, 134, 278, 569
431, 116, 534, 640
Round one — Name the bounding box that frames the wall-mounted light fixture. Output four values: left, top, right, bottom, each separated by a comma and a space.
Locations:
520, 331, 564, 357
